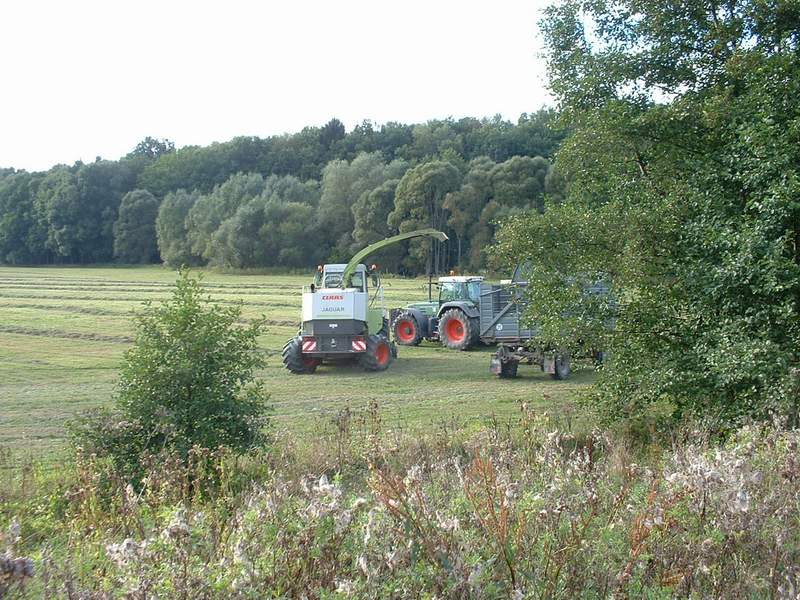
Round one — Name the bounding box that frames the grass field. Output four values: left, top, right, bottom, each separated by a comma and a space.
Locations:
0, 266, 595, 455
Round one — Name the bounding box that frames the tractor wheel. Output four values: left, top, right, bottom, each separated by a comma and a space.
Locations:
439, 309, 474, 351
551, 353, 572, 380
360, 334, 394, 372
393, 311, 422, 346
469, 317, 480, 345
282, 336, 320, 374
499, 359, 519, 379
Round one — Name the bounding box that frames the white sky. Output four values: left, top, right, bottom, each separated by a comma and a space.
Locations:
0, 0, 552, 172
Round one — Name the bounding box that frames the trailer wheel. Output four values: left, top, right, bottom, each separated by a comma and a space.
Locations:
360, 334, 394, 371
393, 311, 422, 346
551, 354, 571, 380
439, 308, 474, 351
282, 336, 319, 374
499, 359, 519, 379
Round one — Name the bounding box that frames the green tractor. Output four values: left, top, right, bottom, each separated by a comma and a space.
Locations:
282, 229, 448, 374
391, 275, 484, 351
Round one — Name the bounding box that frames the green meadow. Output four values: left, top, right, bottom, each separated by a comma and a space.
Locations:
0, 266, 594, 455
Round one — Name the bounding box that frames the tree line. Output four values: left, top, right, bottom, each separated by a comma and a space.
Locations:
0, 113, 565, 272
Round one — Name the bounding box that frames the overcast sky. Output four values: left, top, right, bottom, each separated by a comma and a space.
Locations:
0, 0, 553, 172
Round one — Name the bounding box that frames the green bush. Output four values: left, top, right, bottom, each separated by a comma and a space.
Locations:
69, 270, 270, 481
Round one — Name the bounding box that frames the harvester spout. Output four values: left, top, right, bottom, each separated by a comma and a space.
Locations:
340, 229, 448, 288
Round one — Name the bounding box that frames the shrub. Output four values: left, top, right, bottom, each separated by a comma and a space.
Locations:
70, 269, 270, 482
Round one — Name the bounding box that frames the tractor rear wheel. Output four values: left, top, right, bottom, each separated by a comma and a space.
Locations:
282, 336, 320, 374
360, 334, 394, 371
393, 311, 422, 346
439, 309, 474, 351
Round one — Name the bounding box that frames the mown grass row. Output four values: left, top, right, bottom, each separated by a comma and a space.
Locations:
0, 266, 594, 456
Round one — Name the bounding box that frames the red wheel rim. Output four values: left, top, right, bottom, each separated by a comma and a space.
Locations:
376, 342, 390, 365
302, 356, 318, 368
445, 318, 465, 343
396, 319, 416, 342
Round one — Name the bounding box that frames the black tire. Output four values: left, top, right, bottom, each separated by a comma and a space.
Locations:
439, 309, 474, 351
393, 311, 422, 346
499, 359, 519, 379
282, 336, 319, 374
469, 317, 480, 345
551, 353, 571, 380
359, 334, 394, 372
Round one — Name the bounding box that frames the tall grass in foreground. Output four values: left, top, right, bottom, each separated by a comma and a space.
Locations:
2, 402, 799, 598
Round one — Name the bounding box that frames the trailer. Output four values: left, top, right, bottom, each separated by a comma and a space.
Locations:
479, 280, 572, 379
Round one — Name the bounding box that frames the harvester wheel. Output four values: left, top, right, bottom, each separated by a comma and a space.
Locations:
551, 353, 572, 380
360, 334, 394, 371
393, 311, 422, 346
439, 308, 474, 351
282, 336, 319, 374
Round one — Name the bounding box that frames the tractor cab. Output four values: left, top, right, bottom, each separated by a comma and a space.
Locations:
437, 276, 483, 306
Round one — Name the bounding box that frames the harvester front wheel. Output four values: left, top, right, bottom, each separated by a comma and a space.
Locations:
393, 311, 422, 346
282, 336, 320, 374
360, 334, 394, 371
439, 309, 474, 351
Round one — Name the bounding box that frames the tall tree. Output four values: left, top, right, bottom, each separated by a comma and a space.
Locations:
318, 152, 408, 260
495, 0, 800, 430
389, 160, 462, 273
211, 175, 320, 268
156, 189, 202, 267
186, 172, 266, 261
113, 189, 160, 263
126, 137, 175, 160
0, 171, 48, 264
443, 156, 496, 268
351, 179, 405, 271
35, 161, 136, 263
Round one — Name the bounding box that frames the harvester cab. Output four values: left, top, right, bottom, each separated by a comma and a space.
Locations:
283, 229, 448, 374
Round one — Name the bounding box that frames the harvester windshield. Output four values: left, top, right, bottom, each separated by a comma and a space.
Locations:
316, 267, 366, 291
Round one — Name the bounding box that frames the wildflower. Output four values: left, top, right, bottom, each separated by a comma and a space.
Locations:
436, 512, 459, 532
106, 538, 146, 568
363, 508, 379, 545
357, 554, 369, 576
161, 508, 191, 542
404, 465, 423, 487
505, 482, 520, 503
351, 497, 369, 510
335, 579, 356, 595
314, 474, 337, 497
385, 548, 401, 571
733, 488, 749, 513
335, 510, 353, 533
124, 483, 138, 508
7, 521, 20, 544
